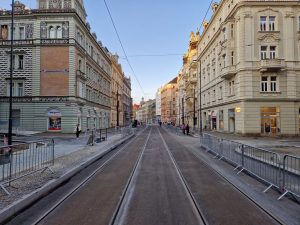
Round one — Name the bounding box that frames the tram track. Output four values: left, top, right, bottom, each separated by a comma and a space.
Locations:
160, 127, 285, 225
157, 128, 208, 225
5, 127, 150, 225
109, 126, 152, 225
112, 126, 206, 225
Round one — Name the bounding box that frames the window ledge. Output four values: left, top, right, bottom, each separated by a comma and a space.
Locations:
260, 92, 281, 94
258, 31, 280, 33
227, 94, 235, 97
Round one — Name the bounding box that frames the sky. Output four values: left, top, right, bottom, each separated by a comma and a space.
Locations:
1, 0, 214, 103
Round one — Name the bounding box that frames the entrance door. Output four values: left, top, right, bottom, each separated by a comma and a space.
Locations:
261, 107, 280, 135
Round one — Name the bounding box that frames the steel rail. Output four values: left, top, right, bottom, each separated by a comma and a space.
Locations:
31, 127, 148, 225
157, 127, 208, 225
109, 126, 152, 225
188, 147, 286, 225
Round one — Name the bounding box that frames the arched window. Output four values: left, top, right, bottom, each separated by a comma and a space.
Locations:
49, 26, 55, 39
56, 26, 62, 38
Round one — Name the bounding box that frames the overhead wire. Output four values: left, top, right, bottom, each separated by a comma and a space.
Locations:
103, 0, 145, 96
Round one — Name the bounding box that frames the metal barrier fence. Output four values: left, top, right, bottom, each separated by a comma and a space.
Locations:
0, 139, 54, 195
87, 126, 135, 146
279, 155, 300, 200
201, 133, 300, 200
163, 125, 183, 136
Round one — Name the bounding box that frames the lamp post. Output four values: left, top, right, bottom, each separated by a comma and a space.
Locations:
116, 89, 119, 127
8, 0, 15, 145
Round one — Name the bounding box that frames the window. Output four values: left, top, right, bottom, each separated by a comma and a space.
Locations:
229, 80, 235, 95
18, 55, 24, 69
261, 76, 268, 92
231, 24, 234, 38
299, 16, 300, 31
261, 76, 278, 92
222, 27, 226, 40
57, 26, 62, 38
270, 76, 277, 92
7, 80, 24, 96
260, 46, 267, 59
19, 27, 25, 40
260, 16, 267, 31
222, 54, 226, 68
9, 54, 24, 70
231, 51, 234, 65
270, 46, 276, 59
49, 26, 55, 38
269, 16, 275, 31
219, 86, 223, 99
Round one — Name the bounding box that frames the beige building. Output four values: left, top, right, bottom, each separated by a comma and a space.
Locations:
182, 32, 200, 129
161, 77, 178, 124
136, 98, 156, 124
194, 0, 300, 136
110, 55, 124, 127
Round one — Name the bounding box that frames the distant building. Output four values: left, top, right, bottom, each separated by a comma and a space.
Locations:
136, 99, 156, 124
161, 77, 178, 124
0, 0, 112, 133
123, 76, 132, 126
155, 87, 162, 122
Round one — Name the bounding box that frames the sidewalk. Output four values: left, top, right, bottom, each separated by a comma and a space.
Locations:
203, 131, 300, 157
0, 130, 134, 212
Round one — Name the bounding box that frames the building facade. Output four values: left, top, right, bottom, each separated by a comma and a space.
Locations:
0, 0, 112, 133
110, 54, 124, 127
123, 76, 132, 126
155, 87, 162, 122
161, 77, 178, 124
182, 31, 200, 129
195, 0, 300, 136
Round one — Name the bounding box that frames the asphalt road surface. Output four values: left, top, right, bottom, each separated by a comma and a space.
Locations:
5, 126, 283, 225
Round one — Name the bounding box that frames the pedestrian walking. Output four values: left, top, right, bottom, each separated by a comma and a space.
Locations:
182, 123, 186, 135
75, 124, 81, 139
186, 124, 190, 135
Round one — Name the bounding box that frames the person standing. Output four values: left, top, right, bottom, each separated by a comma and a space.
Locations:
75, 124, 81, 139
186, 124, 190, 135
182, 123, 186, 135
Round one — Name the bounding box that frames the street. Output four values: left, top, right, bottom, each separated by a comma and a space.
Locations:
5, 126, 297, 225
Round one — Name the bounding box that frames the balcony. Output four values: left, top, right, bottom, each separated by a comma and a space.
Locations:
76, 70, 87, 80
259, 59, 286, 72
220, 65, 236, 79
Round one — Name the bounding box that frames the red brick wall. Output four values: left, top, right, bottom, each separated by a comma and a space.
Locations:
40, 47, 69, 96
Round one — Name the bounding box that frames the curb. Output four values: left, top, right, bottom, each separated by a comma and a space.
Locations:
0, 134, 134, 224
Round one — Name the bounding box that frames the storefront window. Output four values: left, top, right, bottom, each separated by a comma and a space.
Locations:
48, 109, 62, 131
219, 110, 224, 130
261, 107, 280, 135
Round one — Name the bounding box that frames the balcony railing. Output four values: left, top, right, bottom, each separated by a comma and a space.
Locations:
259, 59, 286, 72
220, 65, 236, 79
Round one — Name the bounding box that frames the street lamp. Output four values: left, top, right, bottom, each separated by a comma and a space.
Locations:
8, 0, 15, 145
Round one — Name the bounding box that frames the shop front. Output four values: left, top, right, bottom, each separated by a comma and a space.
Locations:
260, 107, 280, 135
47, 109, 62, 131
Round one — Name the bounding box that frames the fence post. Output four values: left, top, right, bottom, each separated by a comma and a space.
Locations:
100, 129, 102, 141
8, 147, 12, 186
106, 128, 108, 140
91, 130, 94, 146
52, 139, 55, 166
241, 144, 244, 167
